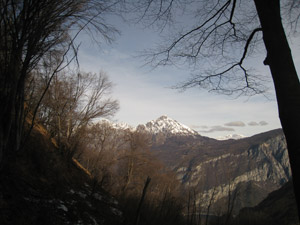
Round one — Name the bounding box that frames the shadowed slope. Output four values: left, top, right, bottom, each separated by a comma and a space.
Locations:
0, 124, 123, 225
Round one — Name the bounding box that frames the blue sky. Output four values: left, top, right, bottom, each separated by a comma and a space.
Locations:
76, 14, 300, 139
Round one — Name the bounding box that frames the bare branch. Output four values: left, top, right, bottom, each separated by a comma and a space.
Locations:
163, 0, 231, 55
229, 0, 237, 36
239, 27, 262, 64
177, 27, 264, 96
132, 0, 273, 97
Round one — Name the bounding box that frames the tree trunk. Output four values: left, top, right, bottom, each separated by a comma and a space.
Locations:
0, 59, 24, 169
254, 0, 300, 218
135, 176, 151, 225
123, 158, 134, 193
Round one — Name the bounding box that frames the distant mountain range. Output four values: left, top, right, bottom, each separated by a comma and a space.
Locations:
104, 115, 292, 215
216, 133, 246, 140
112, 115, 245, 140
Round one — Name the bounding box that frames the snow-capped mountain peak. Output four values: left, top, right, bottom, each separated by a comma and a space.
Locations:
140, 115, 199, 136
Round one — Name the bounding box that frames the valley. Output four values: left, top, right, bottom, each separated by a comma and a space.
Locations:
135, 116, 291, 214
1, 115, 298, 225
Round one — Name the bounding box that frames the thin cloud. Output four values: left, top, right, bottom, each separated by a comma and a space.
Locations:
259, 121, 268, 126
248, 121, 259, 126
190, 125, 208, 129
200, 126, 235, 133
248, 121, 268, 126
224, 121, 246, 127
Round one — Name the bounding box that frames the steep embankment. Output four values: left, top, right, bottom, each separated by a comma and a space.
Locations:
0, 124, 123, 225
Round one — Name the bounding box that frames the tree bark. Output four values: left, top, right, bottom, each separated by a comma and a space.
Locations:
122, 158, 134, 193
0, 58, 24, 169
135, 176, 151, 225
254, 0, 300, 218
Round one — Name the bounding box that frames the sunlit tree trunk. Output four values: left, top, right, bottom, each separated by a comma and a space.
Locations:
254, 0, 300, 217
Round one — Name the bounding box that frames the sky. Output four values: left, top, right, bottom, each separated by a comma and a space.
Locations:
76, 12, 300, 139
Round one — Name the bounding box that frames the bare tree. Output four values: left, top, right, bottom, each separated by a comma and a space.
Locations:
0, 0, 120, 167
124, 0, 300, 217
135, 176, 151, 225
119, 129, 153, 193
77, 120, 124, 190
34, 71, 119, 157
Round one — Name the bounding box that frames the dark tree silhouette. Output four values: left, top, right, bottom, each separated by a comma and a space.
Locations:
0, 0, 119, 167
124, 0, 300, 217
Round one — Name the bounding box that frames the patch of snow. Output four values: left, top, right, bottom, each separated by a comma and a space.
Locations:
69, 200, 77, 205
69, 189, 75, 194
78, 191, 87, 199
111, 207, 123, 216
93, 193, 103, 201
216, 134, 246, 140
58, 204, 68, 212
76, 220, 84, 225
48, 199, 56, 204
23, 197, 40, 203
109, 197, 118, 205
86, 201, 92, 208
89, 215, 99, 225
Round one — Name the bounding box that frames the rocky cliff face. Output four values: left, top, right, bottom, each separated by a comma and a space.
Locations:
150, 128, 290, 215
235, 181, 299, 225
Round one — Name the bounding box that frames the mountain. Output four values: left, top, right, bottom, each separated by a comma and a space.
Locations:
134, 116, 291, 215
102, 115, 199, 137
137, 115, 198, 136
150, 126, 291, 215
99, 116, 293, 215
216, 133, 246, 140
136, 115, 202, 145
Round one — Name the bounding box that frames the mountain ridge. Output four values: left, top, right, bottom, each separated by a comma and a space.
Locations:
148, 127, 290, 215
141, 115, 199, 136
108, 115, 244, 140
98, 116, 290, 215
